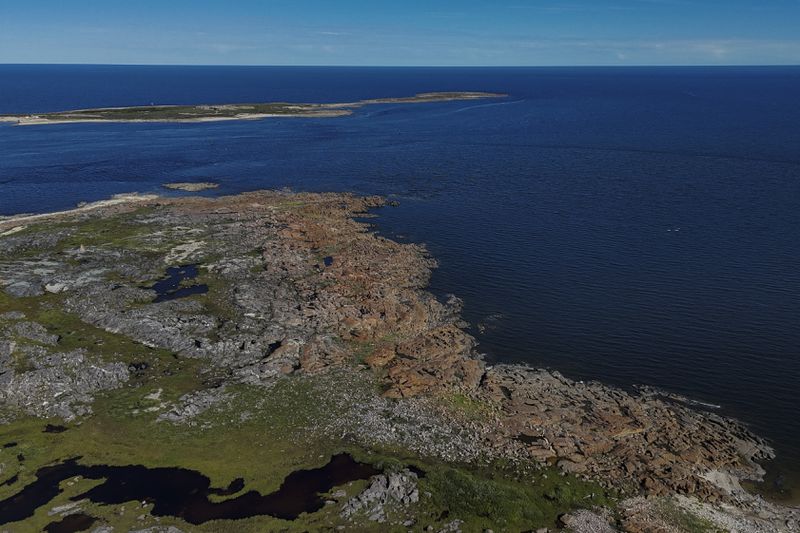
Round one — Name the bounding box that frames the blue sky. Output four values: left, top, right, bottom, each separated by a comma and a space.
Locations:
1, 0, 798, 66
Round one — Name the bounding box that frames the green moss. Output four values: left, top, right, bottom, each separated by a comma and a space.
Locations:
348, 340, 376, 365
334, 444, 613, 531
62, 216, 149, 248
443, 392, 494, 420
419, 464, 609, 530
656, 500, 724, 533
10, 348, 36, 373
277, 200, 306, 209
0, 209, 183, 262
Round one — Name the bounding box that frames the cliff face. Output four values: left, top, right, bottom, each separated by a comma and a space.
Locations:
0, 191, 795, 531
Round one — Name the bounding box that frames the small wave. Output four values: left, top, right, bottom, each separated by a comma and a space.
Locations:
637, 386, 722, 409
448, 99, 527, 114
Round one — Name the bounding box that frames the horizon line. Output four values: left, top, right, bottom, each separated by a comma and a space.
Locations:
1, 62, 799, 69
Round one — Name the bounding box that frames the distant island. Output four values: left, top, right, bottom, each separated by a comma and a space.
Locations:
0, 92, 506, 125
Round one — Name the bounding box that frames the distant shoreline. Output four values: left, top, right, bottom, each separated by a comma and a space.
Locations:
0, 91, 506, 126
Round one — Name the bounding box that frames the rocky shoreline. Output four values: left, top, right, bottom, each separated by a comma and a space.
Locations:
0, 191, 797, 531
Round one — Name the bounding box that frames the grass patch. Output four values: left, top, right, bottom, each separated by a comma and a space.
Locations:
0, 291, 176, 368
421, 465, 608, 529
657, 499, 724, 533
443, 392, 494, 421
348, 340, 376, 365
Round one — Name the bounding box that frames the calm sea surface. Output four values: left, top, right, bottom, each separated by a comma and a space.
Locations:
1, 65, 799, 497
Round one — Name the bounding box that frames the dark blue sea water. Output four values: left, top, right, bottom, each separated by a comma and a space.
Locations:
1, 65, 799, 497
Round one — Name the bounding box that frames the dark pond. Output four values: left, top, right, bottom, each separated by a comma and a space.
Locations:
44, 513, 96, 533
0, 453, 380, 526
149, 264, 209, 303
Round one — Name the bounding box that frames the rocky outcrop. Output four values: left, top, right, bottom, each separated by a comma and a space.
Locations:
157, 387, 231, 425
477, 365, 774, 499
0, 315, 129, 420
559, 509, 615, 533
0, 344, 129, 421
341, 469, 420, 523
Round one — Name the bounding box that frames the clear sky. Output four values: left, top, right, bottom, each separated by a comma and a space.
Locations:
1, 0, 799, 66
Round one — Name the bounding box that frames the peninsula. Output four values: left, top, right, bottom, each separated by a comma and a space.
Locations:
0, 191, 797, 531
0, 92, 505, 126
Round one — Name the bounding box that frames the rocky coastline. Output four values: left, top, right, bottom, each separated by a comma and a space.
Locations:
0, 190, 797, 532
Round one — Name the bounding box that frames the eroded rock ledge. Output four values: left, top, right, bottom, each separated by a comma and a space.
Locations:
0, 191, 796, 531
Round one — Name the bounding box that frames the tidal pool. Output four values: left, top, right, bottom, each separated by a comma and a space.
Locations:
149, 264, 209, 303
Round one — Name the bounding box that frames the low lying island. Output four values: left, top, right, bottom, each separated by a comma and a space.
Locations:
0, 92, 506, 125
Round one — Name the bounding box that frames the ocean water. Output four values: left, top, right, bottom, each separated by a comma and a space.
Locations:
1, 65, 799, 498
